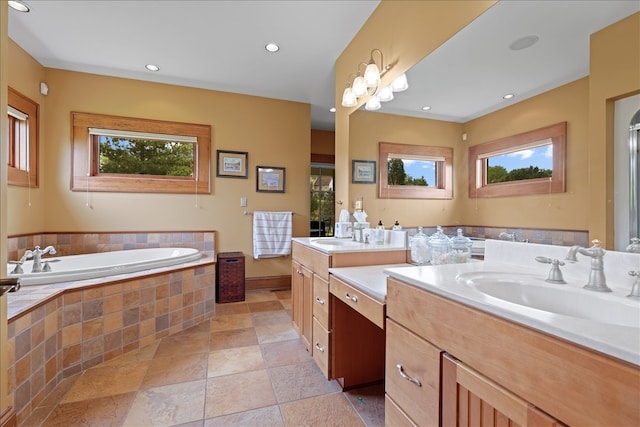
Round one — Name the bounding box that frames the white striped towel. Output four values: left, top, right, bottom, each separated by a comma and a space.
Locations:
253, 211, 293, 259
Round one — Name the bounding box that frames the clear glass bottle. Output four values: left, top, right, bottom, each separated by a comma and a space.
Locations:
449, 228, 473, 263
410, 227, 430, 265
429, 226, 452, 265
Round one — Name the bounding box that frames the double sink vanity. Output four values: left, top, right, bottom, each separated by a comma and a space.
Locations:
291, 232, 640, 426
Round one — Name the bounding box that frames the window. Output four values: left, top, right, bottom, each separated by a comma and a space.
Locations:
379, 142, 453, 199
71, 112, 211, 194
468, 122, 566, 198
7, 87, 38, 187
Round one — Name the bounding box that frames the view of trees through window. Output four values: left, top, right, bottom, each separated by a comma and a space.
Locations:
98, 136, 195, 177
387, 157, 435, 186
486, 144, 552, 184
310, 165, 335, 237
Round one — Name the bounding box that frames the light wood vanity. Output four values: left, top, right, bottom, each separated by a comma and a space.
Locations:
291, 240, 405, 388
385, 276, 640, 426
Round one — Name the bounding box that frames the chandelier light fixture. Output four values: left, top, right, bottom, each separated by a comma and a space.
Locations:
341, 48, 408, 109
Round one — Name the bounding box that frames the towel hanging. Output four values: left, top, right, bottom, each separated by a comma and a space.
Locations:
253, 211, 292, 259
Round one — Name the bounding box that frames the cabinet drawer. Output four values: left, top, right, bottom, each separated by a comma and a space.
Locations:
386, 319, 441, 426
312, 275, 330, 328
292, 241, 330, 280
385, 395, 417, 427
329, 275, 385, 329
312, 317, 330, 379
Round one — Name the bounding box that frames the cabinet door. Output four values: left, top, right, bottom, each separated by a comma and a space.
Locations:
312, 317, 330, 378
442, 354, 566, 427
385, 319, 441, 426
291, 261, 313, 352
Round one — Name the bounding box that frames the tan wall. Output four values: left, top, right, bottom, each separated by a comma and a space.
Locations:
461, 78, 590, 230
7, 53, 311, 278
588, 12, 640, 246
348, 110, 462, 227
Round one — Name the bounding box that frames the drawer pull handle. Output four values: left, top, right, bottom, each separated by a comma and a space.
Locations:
296, 269, 302, 275
345, 292, 358, 303
315, 296, 325, 305
315, 342, 325, 352
396, 364, 422, 387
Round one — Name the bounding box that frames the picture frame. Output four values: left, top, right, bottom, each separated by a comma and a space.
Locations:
256, 166, 286, 193
216, 150, 248, 178
352, 160, 376, 184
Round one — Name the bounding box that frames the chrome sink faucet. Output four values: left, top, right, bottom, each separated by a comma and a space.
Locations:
498, 231, 529, 243
22, 245, 57, 273
565, 240, 611, 292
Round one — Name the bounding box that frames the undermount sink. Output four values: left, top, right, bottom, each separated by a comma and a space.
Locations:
456, 271, 640, 328
310, 238, 361, 247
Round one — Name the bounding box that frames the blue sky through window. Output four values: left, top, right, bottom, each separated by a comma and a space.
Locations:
487, 144, 552, 171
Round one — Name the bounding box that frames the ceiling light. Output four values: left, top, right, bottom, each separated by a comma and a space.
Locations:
503, 93, 515, 99
421, 106, 432, 111
341, 87, 357, 108
378, 85, 394, 102
145, 64, 160, 72
265, 43, 279, 53
509, 35, 539, 51
8, 0, 30, 12
329, 107, 336, 113
391, 73, 408, 92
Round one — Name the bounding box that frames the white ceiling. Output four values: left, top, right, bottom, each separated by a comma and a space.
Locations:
8, 1, 640, 130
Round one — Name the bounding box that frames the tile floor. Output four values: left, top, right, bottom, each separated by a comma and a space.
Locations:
23, 289, 385, 426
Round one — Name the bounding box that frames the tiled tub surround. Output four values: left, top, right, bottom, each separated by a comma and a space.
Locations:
5, 231, 216, 425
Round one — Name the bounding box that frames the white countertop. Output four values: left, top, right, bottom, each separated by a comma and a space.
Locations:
292, 237, 407, 254
328, 239, 640, 366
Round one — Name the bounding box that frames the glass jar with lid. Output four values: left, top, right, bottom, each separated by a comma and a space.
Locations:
409, 226, 430, 265
449, 228, 473, 263
429, 226, 451, 265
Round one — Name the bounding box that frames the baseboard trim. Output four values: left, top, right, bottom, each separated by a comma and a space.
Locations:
246, 275, 291, 291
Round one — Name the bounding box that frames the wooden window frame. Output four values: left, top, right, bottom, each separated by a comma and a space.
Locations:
71, 112, 211, 194
379, 141, 453, 199
468, 122, 566, 198
8, 87, 39, 187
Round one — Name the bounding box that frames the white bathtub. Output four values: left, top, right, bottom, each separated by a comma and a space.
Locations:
7, 247, 203, 286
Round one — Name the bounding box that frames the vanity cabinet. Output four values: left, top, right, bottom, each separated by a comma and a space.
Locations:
291, 240, 405, 383
386, 277, 640, 426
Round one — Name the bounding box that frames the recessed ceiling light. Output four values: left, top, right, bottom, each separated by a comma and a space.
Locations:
329, 107, 336, 113
503, 93, 515, 100
421, 106, 431, 111
8, 0, 30, 12
509, 35, 539, 51
145, 64, 160, 72
265, 43, 280, 53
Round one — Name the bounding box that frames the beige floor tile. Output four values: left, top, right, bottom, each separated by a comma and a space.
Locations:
142, 351, 208, 389
210, 327, 259, 351
204, 405, 284, 427
244, 290, 278, 303
101, 341, 159, 367
180, 319, 212, 334
251, 309, 291, 326
273, 290, 291, 300
42, 392, 136, 427
268, 360, 342, 403
205, 370, 277, 418
345, 383, 386, 427
210, 313, 253, 332
61, 361, 149, 403
248, 300, 285, 312
254, 321, 299, 344
215, 302, 250, 316
124, 379, 207, 427
261, 338, 312, 368
280, 299, 292, 310
207, 345, 266, 378
154, 331, 210, 358
280, 393, 365, 427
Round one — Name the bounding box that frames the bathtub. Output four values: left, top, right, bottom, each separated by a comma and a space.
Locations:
7, 247, 203, 286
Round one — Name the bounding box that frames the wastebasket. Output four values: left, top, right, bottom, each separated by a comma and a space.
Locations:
216, 252, 245, 303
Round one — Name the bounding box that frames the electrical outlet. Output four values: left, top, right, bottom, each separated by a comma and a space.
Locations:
240, 197, 247, 207
354, 200, 362, 210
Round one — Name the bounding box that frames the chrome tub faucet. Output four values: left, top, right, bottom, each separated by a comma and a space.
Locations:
21, 245, 57, 273
565, 240, 611, 292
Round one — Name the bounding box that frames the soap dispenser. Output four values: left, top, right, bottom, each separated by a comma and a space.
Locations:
392, 220, 402, 230
375, 220, 385, 245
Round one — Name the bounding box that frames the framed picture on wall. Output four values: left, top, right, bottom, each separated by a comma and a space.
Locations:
352, 160, 376, 184
256, 166, 286, 193
217, 150, 248, 178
